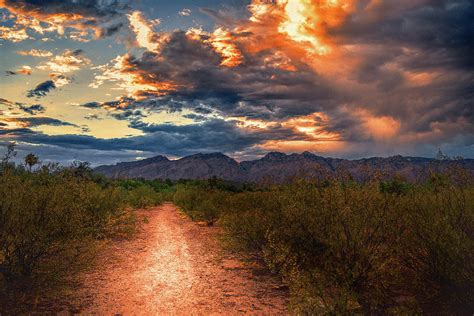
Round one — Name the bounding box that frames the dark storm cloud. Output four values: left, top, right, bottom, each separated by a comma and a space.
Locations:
1, 0, 125, 17
0, 98, 46, 115
27, 80, 56, 98
334, 0, 474, 69
3, 118, 305, 159
10, 117, 77, 127
84, 114, 102, 121
0, 128, 36, 136
301, 0, 474, 147
81, 101, 102, 109
118, 30, 338, 120
71, 49, 85, 56
194, 107, 213, 115
19, 104, 46, 115
99, 22, 124, 37
110, 109, 147, 121
182, 114, 209, 122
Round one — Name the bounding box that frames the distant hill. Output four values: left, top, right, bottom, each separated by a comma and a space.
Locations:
94, 152, 474, 182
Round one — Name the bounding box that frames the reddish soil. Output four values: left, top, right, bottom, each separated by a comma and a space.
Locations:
75, 203, 289, 315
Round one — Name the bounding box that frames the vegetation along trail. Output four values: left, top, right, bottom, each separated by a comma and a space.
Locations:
77, 202, 289, 314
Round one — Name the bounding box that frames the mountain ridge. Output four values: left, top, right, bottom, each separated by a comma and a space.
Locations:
94, 152, 474, 182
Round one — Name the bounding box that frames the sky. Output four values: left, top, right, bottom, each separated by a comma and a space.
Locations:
0, 0, 472, 165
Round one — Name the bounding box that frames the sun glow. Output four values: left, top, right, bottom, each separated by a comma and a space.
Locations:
276, 0, 354, 55
231, 112, 343, 153
278, 0, 330, 55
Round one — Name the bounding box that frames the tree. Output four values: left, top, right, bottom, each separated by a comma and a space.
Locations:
24, 153, 39, 171
1, 142, 17, 172
436, 148, 449, 160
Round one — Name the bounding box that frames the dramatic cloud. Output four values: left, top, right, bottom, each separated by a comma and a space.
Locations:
0, 117, 304, 161
0, 0, 128, 41
87, 0, 472, 158
1, 0, 473, 162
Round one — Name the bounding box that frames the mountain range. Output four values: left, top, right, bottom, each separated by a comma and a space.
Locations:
94, 152, 474, 182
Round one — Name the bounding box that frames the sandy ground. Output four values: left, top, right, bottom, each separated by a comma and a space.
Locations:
75, 203, 289, 315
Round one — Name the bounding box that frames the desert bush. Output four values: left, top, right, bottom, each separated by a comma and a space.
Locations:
220, 191, 279, 252
267, 181, 409, 313
0, 164, 127, 278
399, 183, 474, 314
0, 146, 170, 312
0, 145, 162, 283
173, 184, 226, 223
114, 178, 175, 205
173, 180, 266, 228
174, 173, 474, 314
124, 185, 164, 209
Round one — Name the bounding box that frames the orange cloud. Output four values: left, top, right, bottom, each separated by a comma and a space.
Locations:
282, 112, 340, 140
94, 0, 359, 98
37, 49, 91, 73
233, 112, 344, 154
90, 55, 176, 98
208, 28, 244, 67
17, 65, 32, 75
355, 109, 401, 140
242, 0, 354, 55
186, 27, 243, 67
0, 25, 30, 42
259, 139, 345, 153
17, 49, 53, 57
49, 73, 71, 88
0, 0, 125, 41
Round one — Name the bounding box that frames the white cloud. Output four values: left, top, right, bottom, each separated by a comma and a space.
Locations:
178, 8, 191, 16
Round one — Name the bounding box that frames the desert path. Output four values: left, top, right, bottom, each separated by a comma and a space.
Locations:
77, 203, 289, 315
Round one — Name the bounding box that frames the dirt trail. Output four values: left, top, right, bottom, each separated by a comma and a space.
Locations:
76, 203, 289, 315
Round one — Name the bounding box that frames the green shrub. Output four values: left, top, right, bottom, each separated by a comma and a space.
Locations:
124, 185, 163, 209
0, 146, 150, 284
173, 185, 225, 223
0, 165, 127, 278
0, 146, 171, 312
400, 184, 474, 314
173, 175, 474, 314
